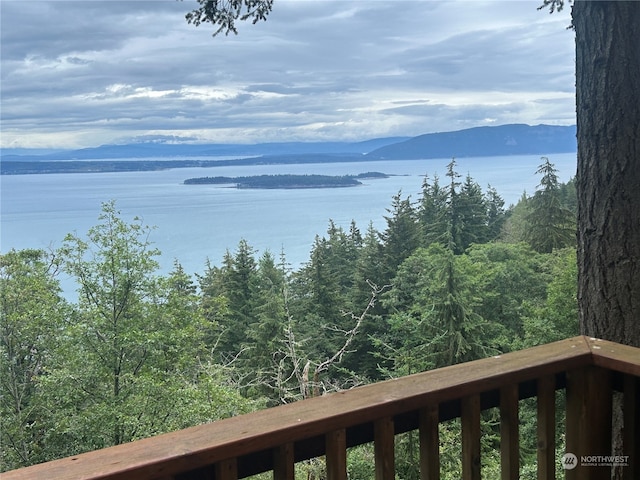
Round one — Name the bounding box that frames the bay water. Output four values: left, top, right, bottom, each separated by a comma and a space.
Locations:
1, 153, 576, 293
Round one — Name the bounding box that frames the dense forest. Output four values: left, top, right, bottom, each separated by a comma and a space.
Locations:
1, 158, 578, 478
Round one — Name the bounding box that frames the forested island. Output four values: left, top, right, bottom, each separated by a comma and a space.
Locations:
183, 172, 389, 188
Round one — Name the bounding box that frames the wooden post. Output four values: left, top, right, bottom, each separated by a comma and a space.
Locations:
214, 458, 237, 480
273, 443, 294, 480
461, 394, 481, 480
536, 375, 556, 480
623, 375, 639, 480
374, 416, 395, 480
500, 384, 519, 480
326, 429, 347, 480
565, 366, 612, 480
419, 404, 440, 480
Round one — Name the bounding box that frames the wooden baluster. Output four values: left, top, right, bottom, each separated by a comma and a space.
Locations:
374, 416, 395, 480
214, 458, 237, 480
500, 384, 519, 480
623, 374, 639, 480
566, 366, 612, 480
273, 442, 294, 480
419, 404, 440, 480
536, 375, 556, 480
326, 429, 347, 480
461, 394, 481, 480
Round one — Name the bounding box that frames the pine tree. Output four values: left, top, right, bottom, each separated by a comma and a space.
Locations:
383, 245, 500, 372
444, 159, 465, 254
484, 185, 507, 241
217, 239, 259, 359
524, 157, 576, 253
418, 173, 449, 247
458, 173, 489, 249
378, 191, 420, 284
242, 251, 289, 402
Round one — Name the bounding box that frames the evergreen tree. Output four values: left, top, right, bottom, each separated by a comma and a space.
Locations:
382, 244, 501, 373
458, 173, 489, 249
443, 159, 465, 254
558, 177, 577, 214
196, 260, 231, 351
524, 157, 576, 253
150, 261, 206, 374
242, 251, 289, 401
215, 239, 259, 359
418, 173, 449, 248
351, 223, 384, 307
346, 223, 388, 379
290, 235, 344, 360
500, 191, 531, 244
324, 220, 359, 296
378, 191, 420, 284
484, 185, 507, 241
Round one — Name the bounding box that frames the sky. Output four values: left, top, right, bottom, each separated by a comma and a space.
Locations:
0, 0, 576, 149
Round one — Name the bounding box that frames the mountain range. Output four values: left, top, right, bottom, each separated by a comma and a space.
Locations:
1, 124, 576, 174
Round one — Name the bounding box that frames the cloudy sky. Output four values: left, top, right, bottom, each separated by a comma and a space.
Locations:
0, 0, 575, 149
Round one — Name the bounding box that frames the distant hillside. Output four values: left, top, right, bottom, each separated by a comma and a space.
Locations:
1, 124, 577, 175
366, 124, 576, 160
0, 137, 409, 162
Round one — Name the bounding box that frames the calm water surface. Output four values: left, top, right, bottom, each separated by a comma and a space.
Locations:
1, 154, 576, 286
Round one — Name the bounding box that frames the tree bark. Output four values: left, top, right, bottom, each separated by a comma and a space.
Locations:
573, 1, 640, 347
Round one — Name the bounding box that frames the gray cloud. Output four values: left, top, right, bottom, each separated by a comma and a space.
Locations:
0, 0, 575, 148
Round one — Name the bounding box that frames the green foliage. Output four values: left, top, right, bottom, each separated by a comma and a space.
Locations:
242, 251, 289, 400
381, 244, 503, 373
379, 191, 420, 283
524, 157, 576, 253
500, 191, 531, 243
419, 173, 449, 247
184, 0, 274, 36
520, 247, 579, 348
0, 249, 67, 470
465, 242, 547, 344
418, 160, 507, 253
458, 174, 490, 248
0, 202, 260, 466
2, 165, 580, 473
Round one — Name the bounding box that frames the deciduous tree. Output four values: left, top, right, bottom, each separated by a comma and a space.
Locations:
44, 202, 253, 459
0, 249, 66, 469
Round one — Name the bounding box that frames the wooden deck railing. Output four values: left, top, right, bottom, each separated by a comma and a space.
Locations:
3, 335, 639, 480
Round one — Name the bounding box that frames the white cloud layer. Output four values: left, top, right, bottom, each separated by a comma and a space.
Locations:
0, 0, 576, 148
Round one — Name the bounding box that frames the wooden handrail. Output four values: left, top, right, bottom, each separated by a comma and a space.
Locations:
3, 335, 639, 480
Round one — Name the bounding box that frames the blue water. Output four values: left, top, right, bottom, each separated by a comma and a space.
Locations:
1, 154, 576, 282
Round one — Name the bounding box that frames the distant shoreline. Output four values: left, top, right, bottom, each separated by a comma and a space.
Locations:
0, 124, 577, 175
0, 155, 368, 175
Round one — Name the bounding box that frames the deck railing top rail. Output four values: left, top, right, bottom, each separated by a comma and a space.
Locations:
4, 335, 640, 480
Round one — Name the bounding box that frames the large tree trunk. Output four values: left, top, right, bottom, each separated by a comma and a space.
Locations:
573, 1, 640, 348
